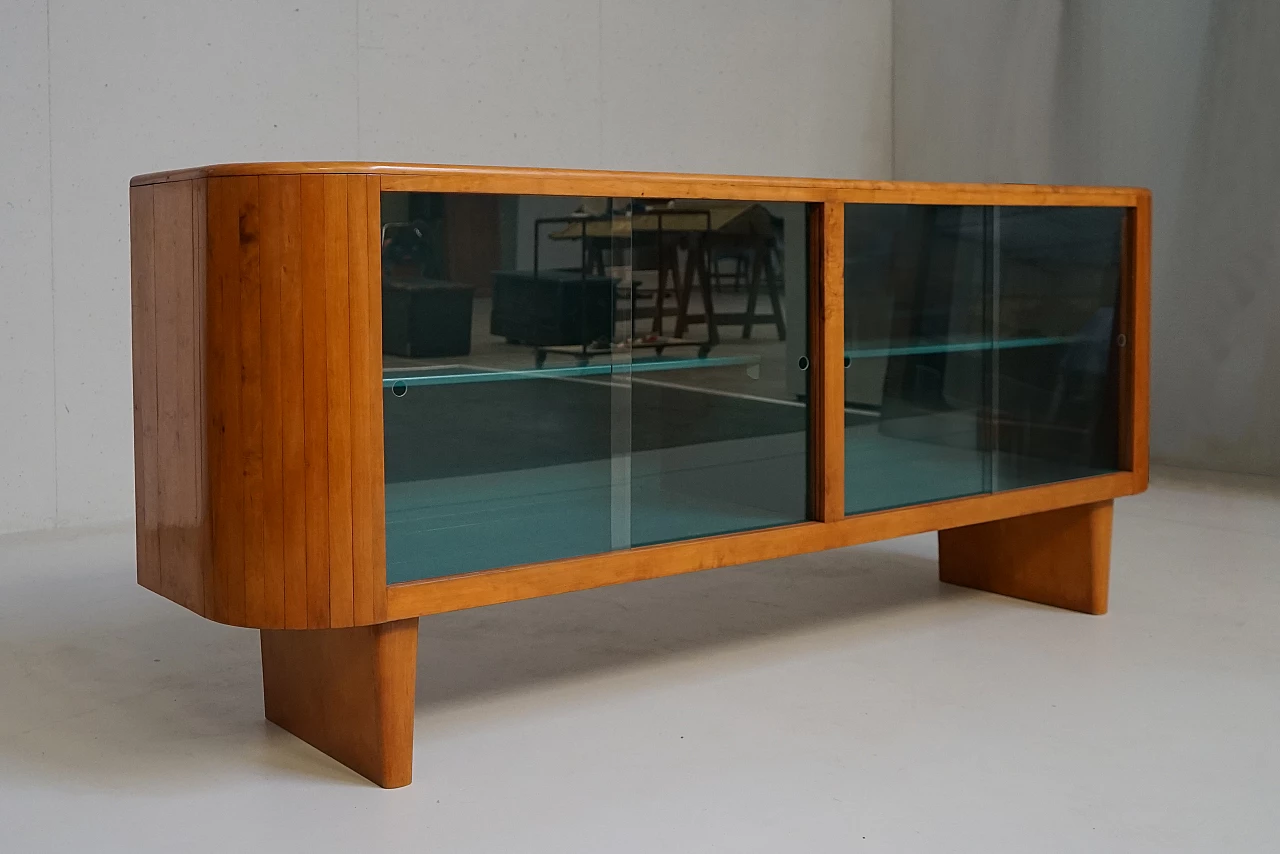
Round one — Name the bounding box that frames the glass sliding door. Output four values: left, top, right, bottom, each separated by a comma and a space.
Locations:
381, 193, 812, 583
842, 203, 1126, 516
380, 192, 632, 582
843, 205, 992, 514
991, 207, 1124, 490
625, 200, 811, 545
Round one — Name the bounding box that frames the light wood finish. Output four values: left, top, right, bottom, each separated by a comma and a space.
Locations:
261, 618, 418, 788
348, 175, 382, 625
130, 183, 163, 598
809, 202, 845, 522
132, 180, 208, 614
262, 175, 309, 629
323, 175, 356, 627
387, 472, 1136, 620
131, 161, 1151, 790
132, 163, 1142, 207
130, 173, 387, 629
132, 162, 1148, 631
1124, 192, 1153, 490
938, 500, 1114, 615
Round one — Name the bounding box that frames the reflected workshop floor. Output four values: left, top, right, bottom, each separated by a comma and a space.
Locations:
382, 366, 808, 582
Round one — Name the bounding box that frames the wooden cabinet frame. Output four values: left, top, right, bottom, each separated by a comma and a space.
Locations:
130, 163, 1150, 787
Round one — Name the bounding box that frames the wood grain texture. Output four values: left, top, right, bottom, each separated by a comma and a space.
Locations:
132, 162, 1143, 209
323, 176, 355, 628
258, 176, 289, 627
387, 471, 1137, 620
299, 175, 332, 628
207, 178, 246, 624
129, 184, 161, 595
938, 500, 1114, 615
151, 181, 204, 612
809, 202, 845, 522
347, 175, 378, 625
238, 179, 267, 627
1127, 192, 1152, 491
193, 178, 211, 611
274, 176, 309, 629
261, 618, 418, 788
134, 172, 387, 629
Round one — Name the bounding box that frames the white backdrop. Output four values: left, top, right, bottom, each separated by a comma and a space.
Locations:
0, 0, 893, 534
893, 0, 1280, 477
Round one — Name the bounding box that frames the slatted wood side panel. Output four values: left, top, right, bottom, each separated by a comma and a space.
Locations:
198, 175, 386, 628
131, 180, 208, 613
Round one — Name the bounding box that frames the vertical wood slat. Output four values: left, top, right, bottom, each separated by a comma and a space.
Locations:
367, 177, 389, 622
152, 186, 182, 600
193, 178, 211, 609
276, 177, 309, 629
809, 202, 845, 522
300, 175, 331, 628
152, 181, 203, 611
207, 178, 249, 625
129, 185, 162, 594
348, 176, 377, 624
258, 177, 288, 627
1127, 194, 1152, 491
238, 179, 266, 626
324, 175, 356, 627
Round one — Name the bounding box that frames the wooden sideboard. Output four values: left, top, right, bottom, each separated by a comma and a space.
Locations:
130, 162, 1150, 787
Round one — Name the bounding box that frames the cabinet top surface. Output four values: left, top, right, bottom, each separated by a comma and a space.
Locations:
129, 161, 1148, 204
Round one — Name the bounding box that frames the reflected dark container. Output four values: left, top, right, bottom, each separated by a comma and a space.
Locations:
382, 278, 475, 358
490, 269, 614, 346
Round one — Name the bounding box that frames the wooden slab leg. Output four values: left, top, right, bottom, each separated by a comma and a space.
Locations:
938, 500, 1113, 614
261, 618, 418, 787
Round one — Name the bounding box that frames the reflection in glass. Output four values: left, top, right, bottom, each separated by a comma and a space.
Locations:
381, 194, 811, 583
843, 204, 1124, 515
993, 207, 1123, 489
844, 206, 991, 514
381, 193, 628, 583
626, 200, 810, 546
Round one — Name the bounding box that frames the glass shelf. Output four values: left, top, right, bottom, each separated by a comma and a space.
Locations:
844, 335, 1080, 361
382, 354, 761, 390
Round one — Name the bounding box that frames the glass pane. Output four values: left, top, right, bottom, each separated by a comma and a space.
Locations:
625, 200, 811, 544
844, 205, 992, 514
381, 192, 630, 582
992, 207, 1124, 489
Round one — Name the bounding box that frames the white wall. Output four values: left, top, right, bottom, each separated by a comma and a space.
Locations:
892, 0, 1280, 478
0, 0, 893, 534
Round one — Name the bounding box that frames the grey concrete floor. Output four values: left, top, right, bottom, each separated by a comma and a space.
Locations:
0, 467, 1277, 852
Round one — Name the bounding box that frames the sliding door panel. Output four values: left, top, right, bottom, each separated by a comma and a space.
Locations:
843, 203, 1127, 516
992, 207, 1124, 490
624, 200, 810, 545
380, 192, 630, 582
843, 205, 992, 514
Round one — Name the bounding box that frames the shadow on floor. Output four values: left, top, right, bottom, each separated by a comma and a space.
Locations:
413, 539, 966, 709
0, 532, 975, 789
